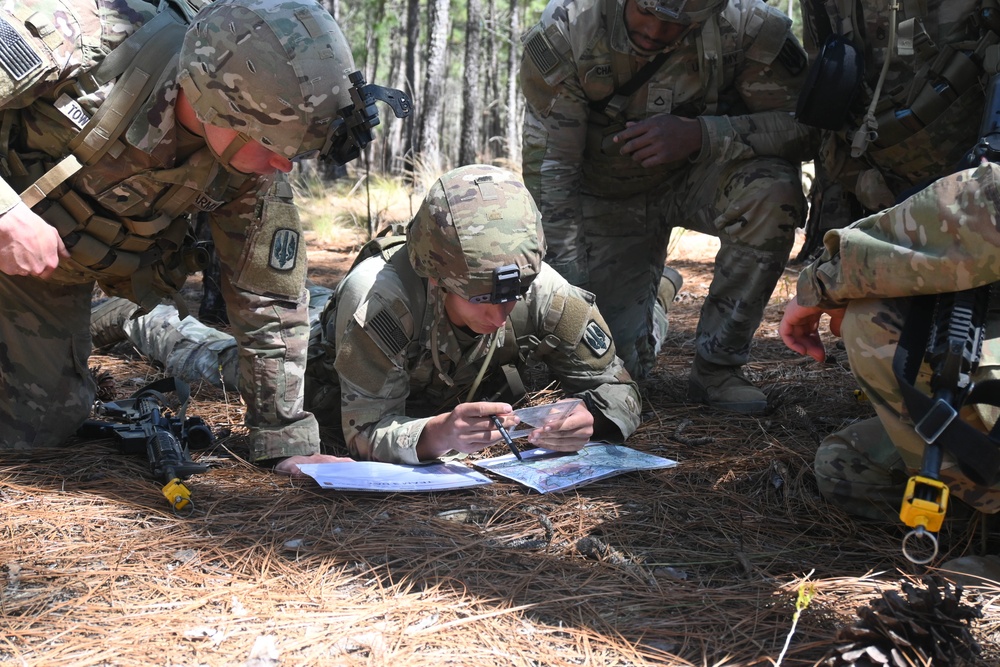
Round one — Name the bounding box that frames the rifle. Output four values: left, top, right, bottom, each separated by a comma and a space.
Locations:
895, 73, 1000, 563
77, 377, 213, 513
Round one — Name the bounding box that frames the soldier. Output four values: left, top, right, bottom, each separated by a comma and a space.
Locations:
0, 0, 408, 464
780, 163, 1000, 582
92, 165, 643, 471
794, 0, 1000, 543
519, 0, 815, 414
795, 0, 995, 260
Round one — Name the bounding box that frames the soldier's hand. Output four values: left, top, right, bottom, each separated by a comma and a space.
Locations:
273, 453, 353, 476
417, 401, 520, 460
0, 202, 69, 279
779, 298, 846, 363
613, 115, 702, 168
526, 398, 592, 452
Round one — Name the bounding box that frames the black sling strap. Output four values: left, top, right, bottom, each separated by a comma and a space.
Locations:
588, 51, 671, 114
892, 291, 1000, 486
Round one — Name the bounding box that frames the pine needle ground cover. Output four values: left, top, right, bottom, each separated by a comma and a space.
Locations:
2, 232, 998, 666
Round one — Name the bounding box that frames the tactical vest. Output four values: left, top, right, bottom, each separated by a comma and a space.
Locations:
522, 0, 794, 198
803, 0, 1000, 191
0, 0, 246, 313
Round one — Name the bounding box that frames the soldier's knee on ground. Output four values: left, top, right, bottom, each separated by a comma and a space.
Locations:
814, 416, 909, 521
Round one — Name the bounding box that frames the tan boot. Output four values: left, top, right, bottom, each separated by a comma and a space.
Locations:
938, 554, 1000, 588
688, 356, 767, 414
657, 266, 684, 313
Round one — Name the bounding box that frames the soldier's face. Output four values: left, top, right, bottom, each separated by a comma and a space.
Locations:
203, 124, 295, 175
441, 290, 517, 334
623, 0, 687, 51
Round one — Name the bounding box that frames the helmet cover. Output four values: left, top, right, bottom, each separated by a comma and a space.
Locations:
178, 0, 355, 158
407, 165, 544, 303
633, 0, 728, 24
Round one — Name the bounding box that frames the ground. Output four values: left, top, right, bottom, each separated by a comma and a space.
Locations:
1, 230, 998, 666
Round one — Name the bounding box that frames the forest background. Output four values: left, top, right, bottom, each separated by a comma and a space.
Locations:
315, 0, 803, 216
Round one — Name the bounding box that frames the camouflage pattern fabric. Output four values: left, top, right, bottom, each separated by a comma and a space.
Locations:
520, 0, 812, 378
407, 165, 543, 301
801, 0, 986, 214
0, 0, 324, 458
797, 163, 1000, 513
178, 0, 356, 158
309, 257, 642, 464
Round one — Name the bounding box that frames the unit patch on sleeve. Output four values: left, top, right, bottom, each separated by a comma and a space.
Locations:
269, 228, 299, 271
582, 320, 611, 357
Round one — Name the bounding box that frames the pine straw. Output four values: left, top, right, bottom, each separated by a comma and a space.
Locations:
3, 250, 1000, 666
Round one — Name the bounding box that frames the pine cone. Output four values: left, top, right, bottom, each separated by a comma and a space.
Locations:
822, 575, 984, 666
90, 365, 117, 403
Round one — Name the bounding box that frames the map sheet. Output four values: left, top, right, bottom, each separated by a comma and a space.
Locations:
473, 443, 677, 493
297, 461, 493, 492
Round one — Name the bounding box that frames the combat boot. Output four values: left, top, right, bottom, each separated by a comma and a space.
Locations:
688, 356, 767, 414
657, 266, 684, 313
939, 554, 1000, 588
90, 297, 139, 349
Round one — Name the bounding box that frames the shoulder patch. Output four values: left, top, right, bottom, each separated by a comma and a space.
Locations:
269, 228, 299, 271
582, 319, 611, 358
366, 308, 409, 357
776, 37, 807, 76
0, 16, 43, 81
523, 24, 560, 76
744, 5, 794, 65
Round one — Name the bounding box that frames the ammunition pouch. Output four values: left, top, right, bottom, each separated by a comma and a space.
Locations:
795, 34, 865, 130
36, 186, 194, 312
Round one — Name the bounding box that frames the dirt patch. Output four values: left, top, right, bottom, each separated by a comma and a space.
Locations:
3, 230, 998, 666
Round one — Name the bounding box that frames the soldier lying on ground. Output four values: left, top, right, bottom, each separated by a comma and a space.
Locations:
93, 165, 648, 475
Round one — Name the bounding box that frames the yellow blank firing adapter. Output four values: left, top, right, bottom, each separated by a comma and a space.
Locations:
899, 475, 950, 532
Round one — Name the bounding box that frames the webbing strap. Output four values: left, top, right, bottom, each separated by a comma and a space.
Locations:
893, 293, 1000, 486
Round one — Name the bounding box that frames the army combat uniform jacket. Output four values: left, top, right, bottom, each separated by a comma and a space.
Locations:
0, 0, 319, 458
307, 250, 642, 465
801, 0, 992, 214
521, 0, 813, 280
520, 0, 813, 377
797, 163, 1000, 511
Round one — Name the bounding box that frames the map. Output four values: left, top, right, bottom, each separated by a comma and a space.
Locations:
473, 443, 677, 493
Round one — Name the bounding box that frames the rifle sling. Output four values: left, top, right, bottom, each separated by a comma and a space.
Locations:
893, 292, 1000, 487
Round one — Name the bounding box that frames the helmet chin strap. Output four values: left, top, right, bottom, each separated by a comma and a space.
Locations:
205, 131, 253, 174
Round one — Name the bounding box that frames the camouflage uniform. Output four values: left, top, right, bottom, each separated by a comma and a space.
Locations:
798, 0, 992, 254
795, 0, 1000, 518
520, 0, 813, 382
797, 162, 1000, 516
0, 0, 354, 459
306, 165, 643, 464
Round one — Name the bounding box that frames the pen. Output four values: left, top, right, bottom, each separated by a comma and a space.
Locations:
490, 415, 522, 461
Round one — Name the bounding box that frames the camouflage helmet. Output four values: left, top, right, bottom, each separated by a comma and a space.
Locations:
407, 165, 544, 304
177, 0, 355, 159
634, 0, 728, 24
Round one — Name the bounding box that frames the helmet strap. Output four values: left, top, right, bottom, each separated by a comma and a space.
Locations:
205, 131, 252, 174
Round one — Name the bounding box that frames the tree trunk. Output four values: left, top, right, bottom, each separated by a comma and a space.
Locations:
505, 0, 521, 167
417, 0, 451, 174
403, 0, 421, 180
459, 0, 484, 166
